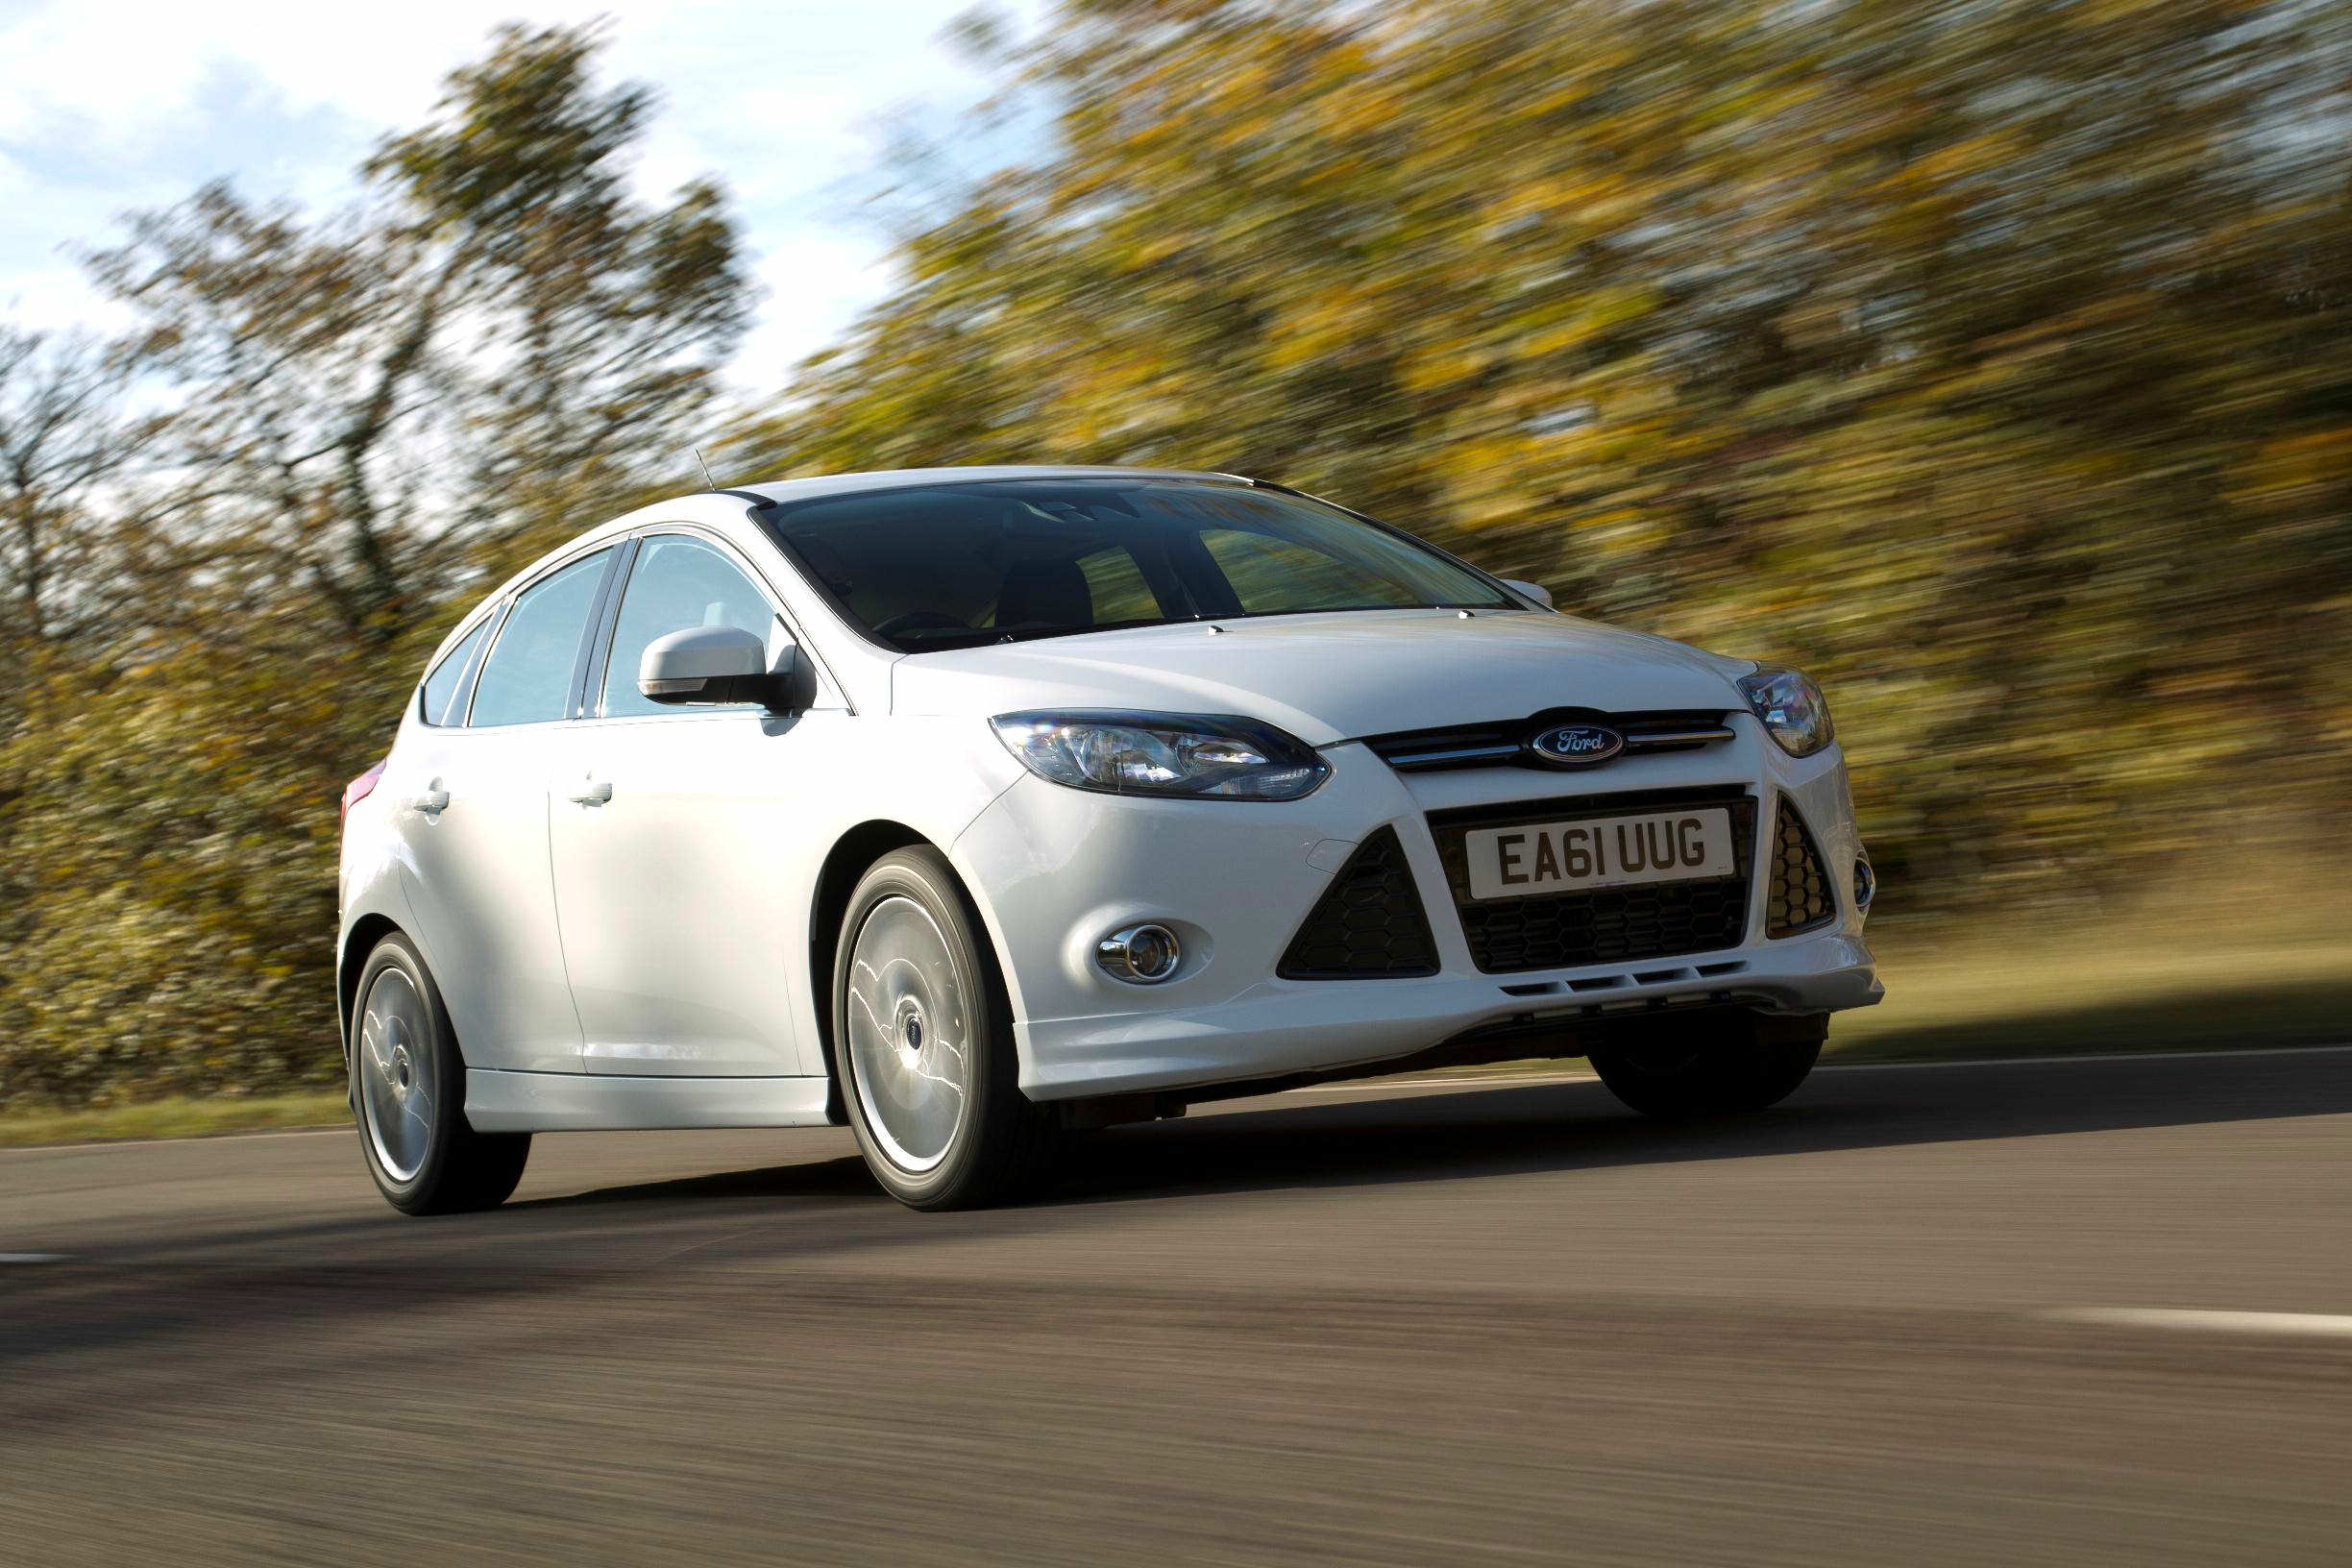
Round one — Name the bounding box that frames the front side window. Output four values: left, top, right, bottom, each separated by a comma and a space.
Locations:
467, 549, 612, 727
1070, 545, 1161, 623
600, 535, 781, 719
418, 616, 492, 726
763, 478, 1515, 653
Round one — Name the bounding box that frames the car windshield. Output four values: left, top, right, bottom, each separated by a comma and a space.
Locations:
760, 477, 1521, 652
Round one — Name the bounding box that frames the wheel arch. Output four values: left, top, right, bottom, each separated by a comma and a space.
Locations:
336, 912, 404, 1065
807, 819, 1025, 1125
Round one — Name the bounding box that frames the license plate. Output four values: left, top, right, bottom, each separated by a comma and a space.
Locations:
1463, 807, 1736, 900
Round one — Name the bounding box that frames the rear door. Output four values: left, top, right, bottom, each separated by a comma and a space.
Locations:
393, 546, 617, 1073
548, 529, 835, 1077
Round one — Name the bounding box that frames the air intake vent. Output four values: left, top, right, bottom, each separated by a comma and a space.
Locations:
1278, 826, 1439, 980
1766, 796, 1838, 937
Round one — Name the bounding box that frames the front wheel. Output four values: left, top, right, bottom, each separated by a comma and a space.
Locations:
833, 846, 1059, 1210
350, 933, 530, 1214
1586, 1011, 1825, 1119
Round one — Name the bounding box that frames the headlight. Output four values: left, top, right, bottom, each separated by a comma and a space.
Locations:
1736, 665, 1836, 758
991, 711, 1330, 801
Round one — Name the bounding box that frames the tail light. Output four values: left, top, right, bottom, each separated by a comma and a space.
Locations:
341, 760, 387, 825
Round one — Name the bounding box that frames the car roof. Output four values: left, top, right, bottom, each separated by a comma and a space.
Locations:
726, 464, 1254, 506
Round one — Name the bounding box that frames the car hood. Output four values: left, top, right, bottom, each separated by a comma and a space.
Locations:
888, 608, 1753, 746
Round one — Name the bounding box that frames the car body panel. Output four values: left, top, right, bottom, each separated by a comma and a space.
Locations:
952, 715, 1876, 1100
335, 466, 1880, 1136
549, 709, 831, 1076
462, 1066, 833, 1131
384, 720, 586, 1074
894, 607, 1754, 746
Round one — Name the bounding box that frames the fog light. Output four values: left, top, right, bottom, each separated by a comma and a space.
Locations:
1097, 923, 1182, 984
1852, 856, 1875, 910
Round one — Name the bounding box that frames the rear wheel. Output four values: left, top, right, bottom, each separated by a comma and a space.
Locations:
833, 846, 1058, 1210
350, 933, 530, 1214
1587, 1011, 1825, 1119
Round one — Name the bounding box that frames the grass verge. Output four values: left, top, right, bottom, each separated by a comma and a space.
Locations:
1825, 938, 2351, 1063
6, 936, 2346, 1144
1384, 934, 2352, 1082
0, 1090, 351, 1149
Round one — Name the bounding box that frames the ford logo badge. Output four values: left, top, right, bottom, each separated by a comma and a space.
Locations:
1530, 723, 1625, 767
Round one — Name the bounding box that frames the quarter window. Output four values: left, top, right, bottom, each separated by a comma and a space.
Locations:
600, 535, 781, 719
467, 549, 613, 727
418, 617, 492, 727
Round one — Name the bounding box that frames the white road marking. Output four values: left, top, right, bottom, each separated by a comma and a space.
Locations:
2042, 1309, 2352, 1338
1288, 1042, 2352, 1095
0, 1253, 70, 1263
1825, 1042, 2352, 1072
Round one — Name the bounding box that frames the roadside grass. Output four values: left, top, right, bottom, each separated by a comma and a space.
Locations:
7, 925, 2346, 1146
1823, 938, 2352, 1064
1384, 930, 2352, 1082
0, 1090, 350, 1149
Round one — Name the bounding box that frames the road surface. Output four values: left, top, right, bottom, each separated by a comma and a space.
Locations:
6, 1049, 2351, 1566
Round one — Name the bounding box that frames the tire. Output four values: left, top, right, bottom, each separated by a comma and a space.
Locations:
349, 932, 530, 1214
1586, 1010, 1825, 1119
831, 846, 1058, 1210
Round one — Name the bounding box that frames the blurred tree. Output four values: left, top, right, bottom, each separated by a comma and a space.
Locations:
0, 327, 170, 1083
7, 0, 2350, 1109
0, 328, 164, 646
85, 22, 749, 643
729, 0, 2352, 910
0, 24, 750, 1108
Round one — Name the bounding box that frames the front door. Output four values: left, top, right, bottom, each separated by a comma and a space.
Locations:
548, 531, 826, 1077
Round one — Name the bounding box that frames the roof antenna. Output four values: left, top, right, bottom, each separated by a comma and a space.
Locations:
693, 446, 717, 491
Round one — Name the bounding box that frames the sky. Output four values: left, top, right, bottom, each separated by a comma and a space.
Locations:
0, 0, 1031, 388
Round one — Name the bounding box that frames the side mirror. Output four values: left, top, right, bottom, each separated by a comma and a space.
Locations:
1501, 577, 1555, 609
639, 625, 796, 710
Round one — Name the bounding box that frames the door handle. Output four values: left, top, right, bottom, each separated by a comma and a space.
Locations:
567, 778, 613, 806
408, 786, 450, 816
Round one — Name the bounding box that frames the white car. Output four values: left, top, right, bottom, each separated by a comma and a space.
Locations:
337, 466, 1880, 1213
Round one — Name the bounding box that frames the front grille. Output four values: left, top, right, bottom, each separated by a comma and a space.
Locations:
1278, 826, 1439, 980
1362, 710, 1734, 773
1429, 788, 1756, 974
1766, 795, 1838, 937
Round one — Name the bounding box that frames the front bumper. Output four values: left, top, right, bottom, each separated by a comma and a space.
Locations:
951, 717, 1880, 1102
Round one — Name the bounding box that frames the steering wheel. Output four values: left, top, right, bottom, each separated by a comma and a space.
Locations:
872, 609, 974, 638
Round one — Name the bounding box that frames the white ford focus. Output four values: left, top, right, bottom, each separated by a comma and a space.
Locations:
337, 466, 1880, 1213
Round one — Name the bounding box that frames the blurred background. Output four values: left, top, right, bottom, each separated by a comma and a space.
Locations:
2, 0, 2347, 1124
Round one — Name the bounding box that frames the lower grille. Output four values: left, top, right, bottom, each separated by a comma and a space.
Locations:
1278, 826, 1439, 980
1766, 796, 1838, 937
1429, 788, 1757, 974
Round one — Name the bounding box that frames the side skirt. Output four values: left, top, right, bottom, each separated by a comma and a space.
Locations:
464, 1069, 834, 1133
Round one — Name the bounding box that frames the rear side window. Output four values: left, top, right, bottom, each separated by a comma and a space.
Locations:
417, 617, 492, 727
467, 550, 613, 727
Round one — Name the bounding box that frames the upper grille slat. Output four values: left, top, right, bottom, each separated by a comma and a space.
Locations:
1362, 710, 1735, 773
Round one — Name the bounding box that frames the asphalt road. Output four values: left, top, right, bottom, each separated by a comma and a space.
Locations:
6, 1048, 2352, 1567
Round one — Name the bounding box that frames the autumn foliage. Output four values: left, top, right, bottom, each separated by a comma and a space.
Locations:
4, 2, 2349, 1107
